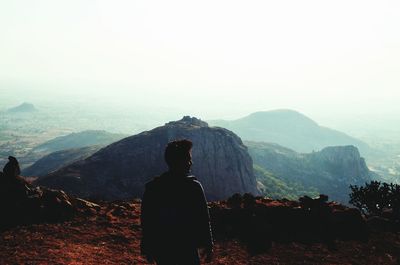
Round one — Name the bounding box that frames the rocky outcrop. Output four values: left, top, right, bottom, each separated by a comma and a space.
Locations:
36, 116, 259, 200
308, 146, 371, 185
247, 142, 375, 203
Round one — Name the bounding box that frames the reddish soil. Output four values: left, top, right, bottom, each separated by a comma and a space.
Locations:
1, 201, 399, 265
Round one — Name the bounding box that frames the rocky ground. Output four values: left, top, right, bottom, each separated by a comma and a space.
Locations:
1, 200, 399, 265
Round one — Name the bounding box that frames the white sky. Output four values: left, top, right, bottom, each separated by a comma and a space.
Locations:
1, 0, 400, 122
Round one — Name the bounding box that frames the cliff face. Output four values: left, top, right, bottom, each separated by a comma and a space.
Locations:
308, 146, 371, 185
247, 142, 375, 203
37, 117, 258, 200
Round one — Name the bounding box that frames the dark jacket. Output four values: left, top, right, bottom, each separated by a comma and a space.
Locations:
140, 172, 213, 256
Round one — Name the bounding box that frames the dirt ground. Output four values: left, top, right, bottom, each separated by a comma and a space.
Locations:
1, 201, 399, 265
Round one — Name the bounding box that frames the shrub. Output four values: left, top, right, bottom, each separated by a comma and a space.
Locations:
349, 181, 400, 219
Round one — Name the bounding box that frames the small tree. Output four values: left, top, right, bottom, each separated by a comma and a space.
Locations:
349, 181, 400, 219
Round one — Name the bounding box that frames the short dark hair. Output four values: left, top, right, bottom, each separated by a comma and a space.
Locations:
164, 139, 193, 168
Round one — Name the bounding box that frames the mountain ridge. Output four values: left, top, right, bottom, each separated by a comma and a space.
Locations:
209, 109, 372, 155
31, 130, 127, 154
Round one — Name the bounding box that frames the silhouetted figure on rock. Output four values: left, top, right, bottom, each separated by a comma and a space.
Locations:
0, 156, 75, 229
141, 139, 213, 265
3, 156, 21, 177
0, 156, 30, 227
1, 156, 30, 200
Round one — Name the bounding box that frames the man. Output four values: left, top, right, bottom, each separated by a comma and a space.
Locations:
141, 139, 213, 265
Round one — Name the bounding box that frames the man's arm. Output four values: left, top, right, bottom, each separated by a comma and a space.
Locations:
194, 181, 214, 251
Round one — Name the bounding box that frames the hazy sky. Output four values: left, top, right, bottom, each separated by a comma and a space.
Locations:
1, 0, 399, 122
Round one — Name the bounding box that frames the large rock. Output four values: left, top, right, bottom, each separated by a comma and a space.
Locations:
36, 116, 259, 201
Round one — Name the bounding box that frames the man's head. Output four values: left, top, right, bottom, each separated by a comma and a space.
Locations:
164, 139, 193, 174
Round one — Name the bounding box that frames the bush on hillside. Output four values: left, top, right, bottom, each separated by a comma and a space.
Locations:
349, 181, 400, 219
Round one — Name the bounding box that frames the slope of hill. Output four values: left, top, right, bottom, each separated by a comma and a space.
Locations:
209, 110, 372, 154
247, 141, 377, 203
254, 164, 319, 200
22, 146, 102, 177
36, 116, 259, 200
31, 130, 127, 154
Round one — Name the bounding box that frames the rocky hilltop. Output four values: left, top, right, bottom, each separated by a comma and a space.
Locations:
247, 142, 376, 203
36, 116, 259, 200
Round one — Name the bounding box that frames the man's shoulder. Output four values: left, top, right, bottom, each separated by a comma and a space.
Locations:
184, 175, 205, 192
144, 173, 203, 191
186, 175, 201, 184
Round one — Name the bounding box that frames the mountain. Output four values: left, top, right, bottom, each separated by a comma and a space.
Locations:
209, 110, 371, 154
246, 141, 377, 203
7, 102, 37, 113
36, 116, 259, 200
31, 130, 127, 154
22, 146, 102, 177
